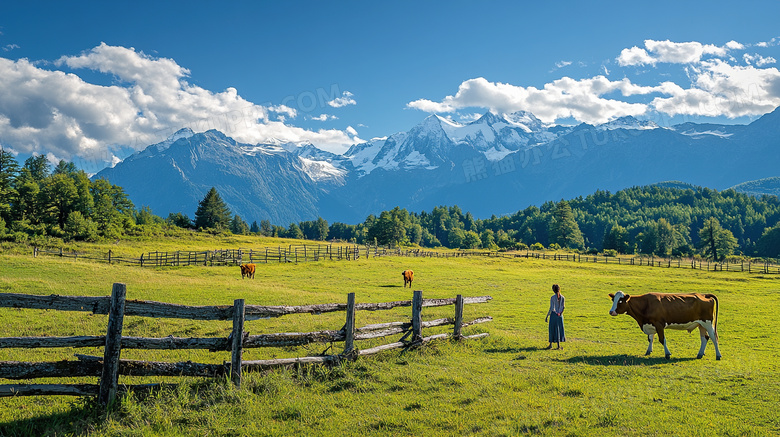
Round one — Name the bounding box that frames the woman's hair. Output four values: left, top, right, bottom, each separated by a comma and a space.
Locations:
552, 284, 560, 293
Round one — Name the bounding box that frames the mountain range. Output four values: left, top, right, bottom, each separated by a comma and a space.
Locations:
93, 107, 780, 225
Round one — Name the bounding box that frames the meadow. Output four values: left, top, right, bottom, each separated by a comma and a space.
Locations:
1, 236, 778, 436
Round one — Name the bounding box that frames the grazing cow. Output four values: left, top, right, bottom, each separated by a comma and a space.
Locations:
402, 270, 414, 288
240, 263, 256, 279
608, 291, 721, 360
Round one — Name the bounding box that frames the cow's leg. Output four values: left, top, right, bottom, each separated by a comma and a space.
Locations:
703, 322, 722, 360
656, 324, 671, 359
696, 325, 708, 359
641, 324, 655, 355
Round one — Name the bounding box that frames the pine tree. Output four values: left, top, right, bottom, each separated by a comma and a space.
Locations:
194, 187, 232, 230
23, 155, 51, 181
698, 217, 738, 261
0, 149, 19, 222
548, 200, 584, 249
603, 224, 630, 253
260, 219, 272, 236
756, 222, 780, 258
231, 215, 250, 235
315, 217, 329, 240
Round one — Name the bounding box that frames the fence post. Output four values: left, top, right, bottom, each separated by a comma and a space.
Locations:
108, 250, 112, 265
454, 294, 464, 339
99, 283, 127, 406
343, 293, 356, 355
412, 290, 423, 342
231, 299, 245, 387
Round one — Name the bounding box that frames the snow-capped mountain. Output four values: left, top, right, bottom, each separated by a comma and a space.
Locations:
94, 130, 335, 225
344, 111, 564, 176
95, 108, 780, 224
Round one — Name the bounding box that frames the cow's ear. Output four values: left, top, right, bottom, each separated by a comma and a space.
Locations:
623, 294, 630, 299
608, 293, 615, 299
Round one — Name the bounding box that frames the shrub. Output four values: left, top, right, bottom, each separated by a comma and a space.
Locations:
530, 242, 544, 251
603, 249, 618, 257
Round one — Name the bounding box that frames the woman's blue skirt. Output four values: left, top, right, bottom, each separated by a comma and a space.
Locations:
548, 313, 566, 343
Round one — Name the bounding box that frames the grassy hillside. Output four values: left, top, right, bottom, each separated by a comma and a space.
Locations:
1, 238, 779, 436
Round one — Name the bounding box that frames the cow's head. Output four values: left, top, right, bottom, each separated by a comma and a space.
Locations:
608, 291, 630, 316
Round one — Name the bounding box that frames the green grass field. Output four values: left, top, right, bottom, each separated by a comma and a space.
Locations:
1, 238, 779, 436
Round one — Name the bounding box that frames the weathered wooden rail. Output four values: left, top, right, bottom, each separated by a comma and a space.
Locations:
0, 286, 492, 406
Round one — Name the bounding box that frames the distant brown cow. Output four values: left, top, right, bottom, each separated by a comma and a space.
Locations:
402, 270, 414, 288
240, 263, 256, 279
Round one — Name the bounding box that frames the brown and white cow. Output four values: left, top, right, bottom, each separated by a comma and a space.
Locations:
608, 291, 721, 360
240, 263, 256, 279
402, 270, 414, 288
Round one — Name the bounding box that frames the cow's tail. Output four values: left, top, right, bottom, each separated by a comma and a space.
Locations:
707, 293, 719, 340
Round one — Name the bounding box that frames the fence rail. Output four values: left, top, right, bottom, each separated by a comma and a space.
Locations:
516, 252, 780, 274
29, 244, 780, 275
0, 286, 492, 406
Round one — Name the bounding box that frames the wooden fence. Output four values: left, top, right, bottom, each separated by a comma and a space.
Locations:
517, 251, 780, 274
30, 244, 780, 274
31, 244, 503, 267
0, 285, 492, 406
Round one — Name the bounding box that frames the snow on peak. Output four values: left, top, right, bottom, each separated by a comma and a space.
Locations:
597, 116, 658, 131
473, 112, 508, 126
504, 111, 545, 133
298, 156, 347, 185
152, 127, 196, 152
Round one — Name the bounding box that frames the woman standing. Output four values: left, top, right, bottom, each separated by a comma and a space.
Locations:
545, 284, 566, 349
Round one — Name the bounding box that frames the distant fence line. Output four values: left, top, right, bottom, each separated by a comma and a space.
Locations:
29, 244, 780, 275
520, 251, 780, 275
0, 285, 492, 406
31, 244, 494, 267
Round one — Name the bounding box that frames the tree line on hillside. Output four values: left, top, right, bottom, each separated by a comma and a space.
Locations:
187, 184, 780, 261
2, 150, 779, 260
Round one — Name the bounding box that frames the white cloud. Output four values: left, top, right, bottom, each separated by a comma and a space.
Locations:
409, 38, 780, 123
0, 43, 362, 162
555, 60, 572, 68
651, 59, 780, 118
618, 39, 742, 66
744, 53, 777, 67
327, 91, 356, 108
2, 44, 20, 52
407, 76, 660, 124
345, 126, 358, 136
726, 40, 744, 50
617, 46, 656, 66
310, 114, 338, 121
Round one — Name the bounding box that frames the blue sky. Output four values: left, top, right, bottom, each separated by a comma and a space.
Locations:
1, 1, 779, 172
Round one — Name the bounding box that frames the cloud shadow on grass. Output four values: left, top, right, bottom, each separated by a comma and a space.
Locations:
556, 354, 699, 366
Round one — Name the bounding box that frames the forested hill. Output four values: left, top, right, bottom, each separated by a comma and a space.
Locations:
322, 185, 780, 259
477, 185, 780, 256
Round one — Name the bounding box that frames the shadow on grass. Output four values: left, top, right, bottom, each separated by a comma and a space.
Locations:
0, 398, 104, 436
377, 284, 403, 288
484, 346, 544, 354
557, 354, 698, 366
